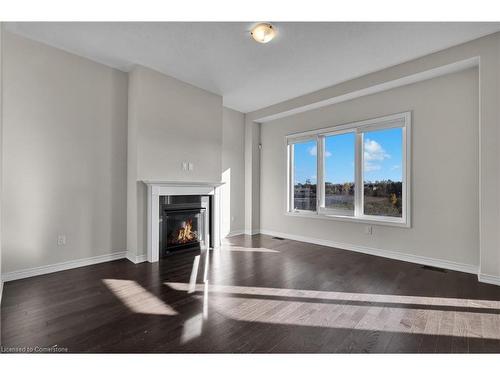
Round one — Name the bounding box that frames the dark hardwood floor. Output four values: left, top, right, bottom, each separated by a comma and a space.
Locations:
2, 234, 500, 353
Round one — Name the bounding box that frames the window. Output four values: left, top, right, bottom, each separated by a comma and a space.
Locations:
363, 127, 403, 218
286, 112, 410, 226
323, 132, 355, 215
291, 139, 317, 211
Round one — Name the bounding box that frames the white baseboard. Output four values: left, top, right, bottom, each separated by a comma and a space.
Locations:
225, 230, 245, 238
260, 229, 478, 275
1, 251, 127, 282
126, 252, 148, 264
1, 231, 496, 289
244, 229, 260, 236
478, 273, 500, 286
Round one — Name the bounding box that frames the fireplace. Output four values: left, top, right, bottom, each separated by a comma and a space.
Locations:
144, 181, 223, 263
159, 195, 210, 256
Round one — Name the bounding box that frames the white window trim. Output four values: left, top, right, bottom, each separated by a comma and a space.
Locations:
286, 111, 411, 228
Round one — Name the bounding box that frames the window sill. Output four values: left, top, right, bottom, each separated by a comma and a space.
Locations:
285, 211, 410, 228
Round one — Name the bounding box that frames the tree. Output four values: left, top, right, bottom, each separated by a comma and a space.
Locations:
390, 193, 398, 207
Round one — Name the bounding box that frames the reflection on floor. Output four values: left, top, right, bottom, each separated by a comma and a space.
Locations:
2, 234, 500, 353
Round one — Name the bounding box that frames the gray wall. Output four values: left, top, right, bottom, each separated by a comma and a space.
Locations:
248, 32, 500, 281
133, 67, 223, 182
2, 32, 128, 273
1, 35, 246, 274
1, 26, 495, 283
244, 120, 261, 233
260, 68, 479, 267
0, 24, 3, 289
126, 65, 224, 259
222, 107, 245, 235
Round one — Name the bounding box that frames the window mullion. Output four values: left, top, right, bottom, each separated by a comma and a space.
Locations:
317, 135, 325, 211
354, 131, 363, 217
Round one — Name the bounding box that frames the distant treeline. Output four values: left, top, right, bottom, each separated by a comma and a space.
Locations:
362, 180, 402, 198
295, 179, 403, 216
295, 179, 402, 197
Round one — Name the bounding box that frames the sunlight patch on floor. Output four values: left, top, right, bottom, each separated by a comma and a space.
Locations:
166, 282, 500, 309
181, 313, 204, 344
188, 255, 201, 293
216, 296, 498, 339
166, 282, 500, 339
103, 279, 178, 316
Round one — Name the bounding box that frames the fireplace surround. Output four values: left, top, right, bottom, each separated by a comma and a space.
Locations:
144, 181, 223, 262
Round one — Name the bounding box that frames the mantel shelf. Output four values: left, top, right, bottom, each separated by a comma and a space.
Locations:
143, 180, 225, 187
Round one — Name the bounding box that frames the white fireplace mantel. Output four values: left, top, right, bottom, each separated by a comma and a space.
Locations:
144, 181, 224, 263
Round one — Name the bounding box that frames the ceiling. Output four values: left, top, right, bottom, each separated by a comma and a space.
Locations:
5, 22, 500, 113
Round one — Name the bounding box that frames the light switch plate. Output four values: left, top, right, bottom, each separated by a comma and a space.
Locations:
57, 234, 66, 246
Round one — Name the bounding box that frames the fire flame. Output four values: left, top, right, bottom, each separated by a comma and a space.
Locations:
174, 219, 198, 244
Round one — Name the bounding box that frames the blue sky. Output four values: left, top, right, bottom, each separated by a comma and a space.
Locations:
293, 128, 403, 184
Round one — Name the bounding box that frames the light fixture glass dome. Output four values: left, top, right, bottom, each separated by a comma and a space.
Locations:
251, 23, 276, 44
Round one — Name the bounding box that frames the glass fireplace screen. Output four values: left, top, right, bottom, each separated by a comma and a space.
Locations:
161, 208, 207, 255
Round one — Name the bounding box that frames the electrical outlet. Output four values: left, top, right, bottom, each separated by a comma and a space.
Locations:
188, 162, 194, 171
365, 226, 373, 235
181, 161, 188, 171
57, 234, 67, 246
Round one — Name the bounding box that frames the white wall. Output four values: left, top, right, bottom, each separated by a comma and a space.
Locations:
2, 32, 128, 273
126, 66, 223, 259
0, 24, 3, 294
4, 25, 491, 282
1, 36, 246, 274
222, 107, 245, 236
133, 67, 223, 182
244, 119, 261, 234
260, 68, 479, 267
247, 32, 500, 282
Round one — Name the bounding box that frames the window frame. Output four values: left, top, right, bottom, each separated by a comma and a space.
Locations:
285, 112, 411, 227
287, 136, 318, 214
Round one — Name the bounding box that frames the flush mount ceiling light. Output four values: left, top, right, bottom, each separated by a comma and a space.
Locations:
250, 23, 276, 44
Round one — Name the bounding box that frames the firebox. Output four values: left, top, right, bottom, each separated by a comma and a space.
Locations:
159, 195, 210, 256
